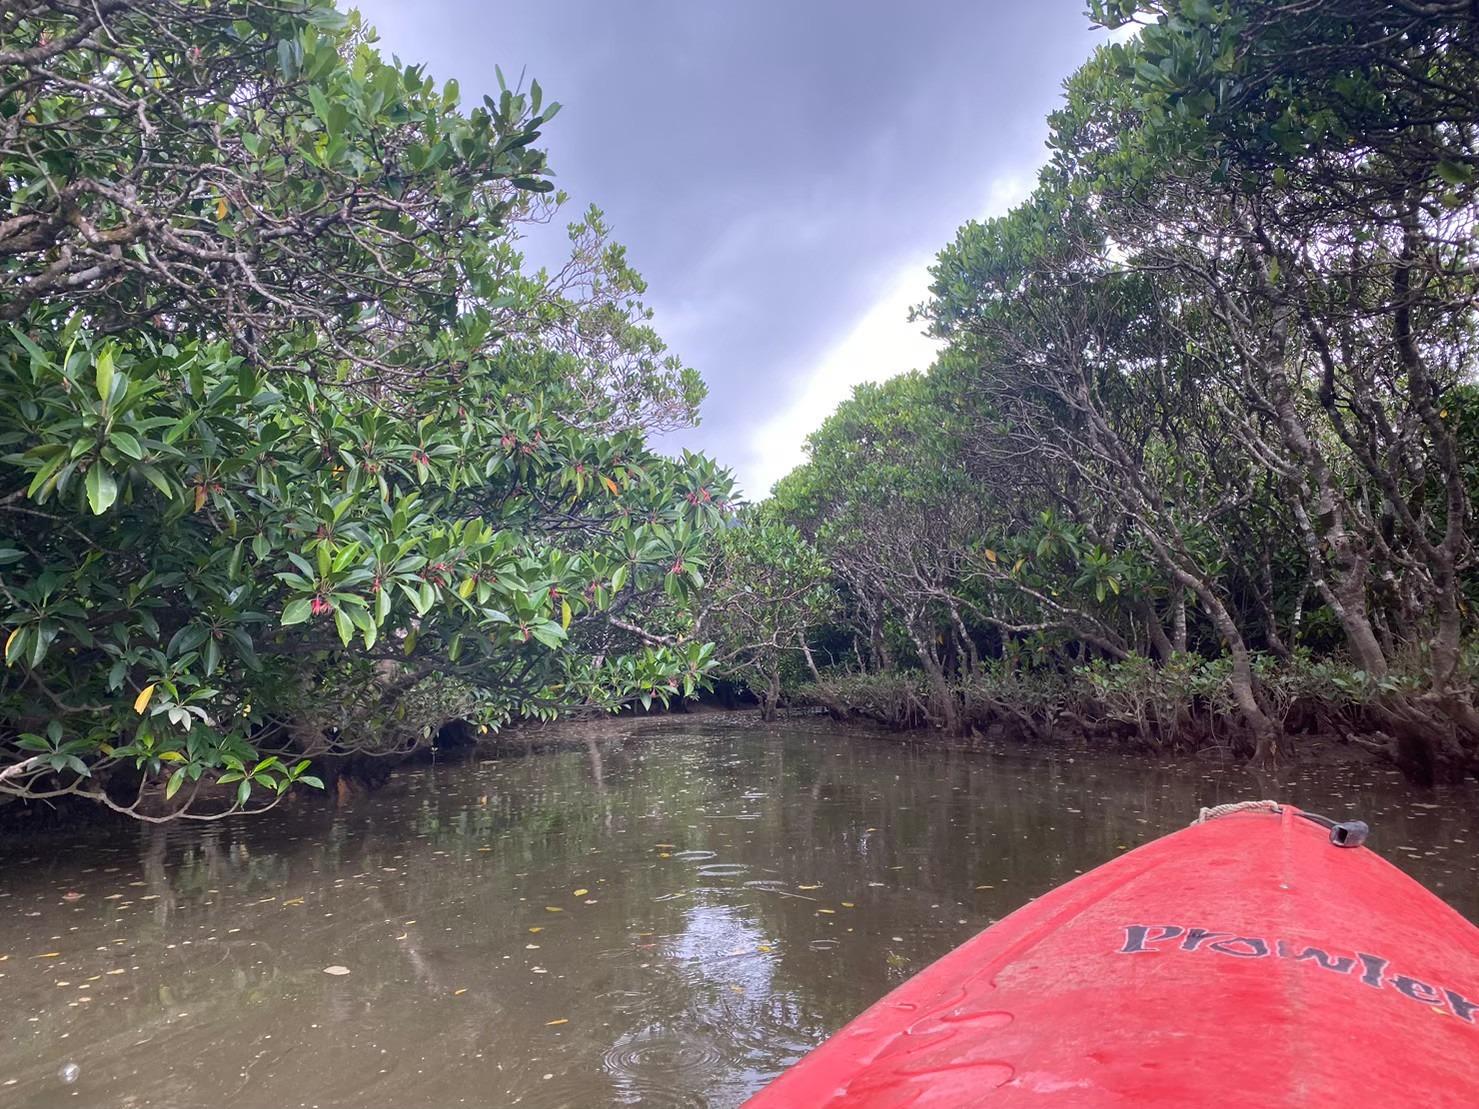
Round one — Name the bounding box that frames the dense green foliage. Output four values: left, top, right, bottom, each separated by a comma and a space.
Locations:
763, 1, 1479, 780
696, 507, 836, 719
0, 1, 731, 819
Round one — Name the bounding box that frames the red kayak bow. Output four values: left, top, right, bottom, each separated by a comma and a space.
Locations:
747, 803, 1479, 1107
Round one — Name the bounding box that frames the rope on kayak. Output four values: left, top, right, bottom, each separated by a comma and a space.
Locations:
1194, 799, 1281, 824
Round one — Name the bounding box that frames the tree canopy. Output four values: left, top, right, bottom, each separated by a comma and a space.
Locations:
0, 1, 731, 819
755, 0, 1479, 781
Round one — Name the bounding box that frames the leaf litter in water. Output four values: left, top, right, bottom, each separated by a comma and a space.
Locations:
323, 965, 351, 976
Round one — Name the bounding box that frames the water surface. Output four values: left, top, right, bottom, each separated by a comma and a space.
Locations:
2, 719, 1476, 1107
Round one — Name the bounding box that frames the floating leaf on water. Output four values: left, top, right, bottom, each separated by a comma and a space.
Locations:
817, 908, 836, 915
528, 926, 543, 934
323, 965, 351, 976
797, 884, 821, 890
453, 988, 467, 996
36, 952, 61, 959
975, 885, 994, 890
756, 944, 772, 953
573, 888, 589, 897
841, 902, 856, 908
544, 906, 563, 913
545, 1018, 568, 1026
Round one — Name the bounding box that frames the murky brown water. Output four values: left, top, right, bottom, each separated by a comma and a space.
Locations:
2, 719, 1477, 1108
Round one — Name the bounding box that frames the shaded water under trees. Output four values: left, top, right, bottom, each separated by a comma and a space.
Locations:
2, 720, 1475, 1108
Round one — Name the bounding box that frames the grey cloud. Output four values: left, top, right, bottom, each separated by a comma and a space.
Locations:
352, 0, 1104, 495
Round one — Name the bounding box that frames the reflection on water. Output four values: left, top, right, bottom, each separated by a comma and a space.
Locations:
1, 720, 1476, 1108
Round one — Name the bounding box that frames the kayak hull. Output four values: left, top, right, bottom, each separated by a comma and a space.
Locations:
746, 806, 1479, 1107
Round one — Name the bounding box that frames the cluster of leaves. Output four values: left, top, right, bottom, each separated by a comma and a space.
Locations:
0, 1, 731, 819
695, 506, 835, 716
764, 2, 1479, 775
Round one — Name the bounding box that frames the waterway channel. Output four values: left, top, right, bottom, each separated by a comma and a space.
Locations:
2, 718, 1475, 1107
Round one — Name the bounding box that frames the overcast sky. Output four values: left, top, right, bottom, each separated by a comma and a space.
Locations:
353, 2, 1108, 498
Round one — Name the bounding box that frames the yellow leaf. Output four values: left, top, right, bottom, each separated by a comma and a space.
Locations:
457, 578, 475, 599
528, 926, 543, 933
841, 901, 856, 908
817, 908, 836, 915
756, 944, 772, 953
984, 548, 997, 563
453, 988, 467, 996
1012, 558, 1026, 575
601, 475, 620, 496
36, 952, 61, 958
572, 888, 588, 897
545, 1018, 568, 1026
561, 599, 572, 629
156, 751, 183, 762
544, 906, 563, 913
4, 626, 20, 658
797, 884, 821, 890
193, 485, 207, 513
215, 196, 228, 220
133, 684, 157, 714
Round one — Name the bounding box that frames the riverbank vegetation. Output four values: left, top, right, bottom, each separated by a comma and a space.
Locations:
3, 1, 1477, 824
0, 1, 731, 820
733, 1, 1479, 783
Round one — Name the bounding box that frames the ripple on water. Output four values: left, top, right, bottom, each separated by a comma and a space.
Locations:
671, 850, 717, 862
604, 1028, 728, 1109
590, 960, 692, 1017
741, 879, 790, 892
696, 863, 748, 879
709, 992, 824, 1070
